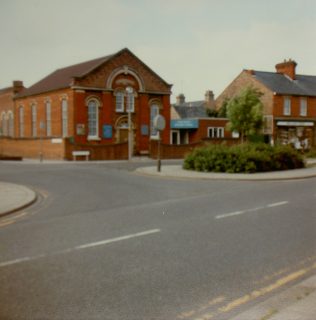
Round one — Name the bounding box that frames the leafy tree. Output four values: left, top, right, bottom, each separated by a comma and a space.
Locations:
206, 108, 218, 117
226, 87, 264, 143
217, 98, 228, 118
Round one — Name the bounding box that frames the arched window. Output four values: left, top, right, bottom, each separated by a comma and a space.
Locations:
31, 104, 37, 137
61, 99, 68, 137
126, 87, 135, 112
87, 99, 99, 139
115, 88, 135, 113
19, 107, 24, 137
8, 112, 14, 137
1, 112, 7, 136
150, 104, 160, 139
46, 101, 51, 136
115, 91, 124, 112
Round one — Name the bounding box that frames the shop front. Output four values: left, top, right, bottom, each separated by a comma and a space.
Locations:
170, 119, 199, 145
276, 121, 315, 150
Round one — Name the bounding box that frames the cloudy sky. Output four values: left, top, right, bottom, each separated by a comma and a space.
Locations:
0, 0, 315, 102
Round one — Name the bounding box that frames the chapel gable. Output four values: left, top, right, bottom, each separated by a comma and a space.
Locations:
74, 48, 172, 94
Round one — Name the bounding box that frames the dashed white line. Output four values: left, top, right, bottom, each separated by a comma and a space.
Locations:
266, 201, 289, 208
75, 229, 161, 250
215, 201, 288, 220
0, 229, 161, 268
215, 211, 244, 219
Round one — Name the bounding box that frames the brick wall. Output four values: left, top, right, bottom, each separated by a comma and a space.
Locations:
76, 49, 171, 93
14, 88, 74, 138
64, 138, 128, 160
215, 70, 274, 115
273, 95, 316, 118
0, 137, 65, 159
149, 138, 239, 159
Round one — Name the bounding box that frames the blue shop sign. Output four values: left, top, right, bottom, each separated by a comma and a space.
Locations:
171, 119, 199, 129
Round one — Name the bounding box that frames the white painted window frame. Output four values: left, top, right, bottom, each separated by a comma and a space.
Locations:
87, 99, 100, 140
283, 96, 291, 116
208, 127, 224, 138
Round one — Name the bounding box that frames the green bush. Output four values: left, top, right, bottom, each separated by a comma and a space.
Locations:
183, 143, 305, 173
305, 147, 316, 158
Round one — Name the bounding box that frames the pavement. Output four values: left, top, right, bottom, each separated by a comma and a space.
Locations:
0, 181, 37, 217
135, 158, 316, 181
0, 159, 316, 319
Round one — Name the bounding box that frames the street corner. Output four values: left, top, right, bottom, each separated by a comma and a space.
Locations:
0, 182, 37, 217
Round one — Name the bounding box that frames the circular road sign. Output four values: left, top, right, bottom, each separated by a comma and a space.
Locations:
153, 115, 166, 131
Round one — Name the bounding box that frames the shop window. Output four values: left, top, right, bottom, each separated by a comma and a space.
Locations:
300, 98, 307, 116
208, 127, 224, 138
283, 97, 291, 116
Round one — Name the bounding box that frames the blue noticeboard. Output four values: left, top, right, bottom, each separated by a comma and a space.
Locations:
171, 119, 199, 129
141, 125, 149, 136
103, 125, 112, 139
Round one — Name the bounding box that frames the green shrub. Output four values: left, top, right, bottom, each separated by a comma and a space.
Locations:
183, 143, 305, 173
305, 147, 316, 158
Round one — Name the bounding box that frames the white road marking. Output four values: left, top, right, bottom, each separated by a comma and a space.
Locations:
266, 201, 289, 208
0, 229, 161, 268
75, 229, 161, 250
215, 201, 288, 220
215, 211, 244, 219
0, 254, 46, 268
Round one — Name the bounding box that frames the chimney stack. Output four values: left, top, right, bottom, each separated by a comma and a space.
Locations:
176, 93, 185, 105
204, 90, 215, 109
12, 80, 24, 94
275, 59, 297, 80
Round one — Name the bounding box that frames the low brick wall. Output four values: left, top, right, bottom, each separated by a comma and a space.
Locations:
64, 139, 128, 160
149, 138, 240, 159
0, 137, 65, 159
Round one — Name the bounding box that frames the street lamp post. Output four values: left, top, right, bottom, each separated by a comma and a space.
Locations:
153, 115, 166, 172
126, 87, 133, 161
39, 120, 45, 162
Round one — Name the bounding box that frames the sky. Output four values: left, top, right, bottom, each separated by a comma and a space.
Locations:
0, 0, 316, 102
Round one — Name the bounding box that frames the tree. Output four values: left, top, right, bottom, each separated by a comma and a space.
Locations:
226, 87, 264, 143
217, 98, 228, 118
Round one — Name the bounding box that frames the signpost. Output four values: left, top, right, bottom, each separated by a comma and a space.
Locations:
39, 121, 45, 162
153, 114, 166, 172
126, 87, 133, 161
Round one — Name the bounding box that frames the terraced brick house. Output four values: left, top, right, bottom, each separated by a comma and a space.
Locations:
216, 59, 316, 148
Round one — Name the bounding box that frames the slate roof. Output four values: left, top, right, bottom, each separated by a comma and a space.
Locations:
172, 101, 208, 119
15, 48, 172, 98
253, 71, 316, 97
16, 54, 114, 98
0, 86, 13, 94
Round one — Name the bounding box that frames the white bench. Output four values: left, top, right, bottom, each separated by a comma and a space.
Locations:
72, 150, 90, 161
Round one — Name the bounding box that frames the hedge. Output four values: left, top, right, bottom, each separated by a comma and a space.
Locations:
183, 143, 305, 173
